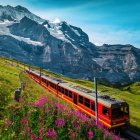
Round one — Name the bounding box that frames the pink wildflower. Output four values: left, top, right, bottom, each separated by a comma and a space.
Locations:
35, 137, 42, 140
75, 110, 81, 117
37, 96, 47, 107
103, 129, 110, 138
46, 128, 57, 139
30, 132, 36, 139
25, 126, 30, 133
21, 118, 28, 125
56, 102, 63, 109
39, 128, 45, 134
69, 131, 77, 138
55, 118, 65, 127
73, 120, 81, 130
80, 114, 88, 122
88, 130, 94, 139
7, 120, 12, 126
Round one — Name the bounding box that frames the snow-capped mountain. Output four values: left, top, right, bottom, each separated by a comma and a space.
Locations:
0, 5, 140, 86
0, 5, 44, 23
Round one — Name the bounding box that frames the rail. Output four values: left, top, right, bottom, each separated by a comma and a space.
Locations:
124, 130, 140, 140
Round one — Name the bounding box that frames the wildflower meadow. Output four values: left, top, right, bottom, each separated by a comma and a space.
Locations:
1, 93, 121, 140
0, 59, 121, 140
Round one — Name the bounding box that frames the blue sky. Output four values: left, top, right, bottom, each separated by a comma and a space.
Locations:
1, 0, 140, 47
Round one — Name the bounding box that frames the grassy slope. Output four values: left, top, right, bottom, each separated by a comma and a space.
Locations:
0, 57, 71, 121
0, 59, 20, 121
1, 57, 140, 135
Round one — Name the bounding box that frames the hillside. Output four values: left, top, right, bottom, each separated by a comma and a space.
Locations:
1, 57, 118, 139
0, 57, 140, 136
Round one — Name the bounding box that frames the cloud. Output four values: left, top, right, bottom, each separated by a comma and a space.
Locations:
87, 26, 140, 48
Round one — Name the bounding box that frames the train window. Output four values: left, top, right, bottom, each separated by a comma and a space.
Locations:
50, 83, 52, 87
51, 83, 54, 89
46, 81, 48, 86
84, 98, 90, 108
42, 78, 46, 83
102, 106, 109, 116
69, 91, 72, 98
112, 108, 122, 118
112, 105, 129, 118
91, 102, 95, 111
79, 95, 83, 104
62, 88, 64, 94
65, 89, 68, 96
54, 85, 56, 89
47, 82, 49, 86
58, 87, 61, 92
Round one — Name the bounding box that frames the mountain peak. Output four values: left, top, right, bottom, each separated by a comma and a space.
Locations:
0, 5, 45, 23
6, 5, 13, 8
20, 16, 38, 25
14, 5, 30, 13
50, 17, 61, 24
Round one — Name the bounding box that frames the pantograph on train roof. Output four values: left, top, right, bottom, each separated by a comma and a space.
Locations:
73, 85, 92, 93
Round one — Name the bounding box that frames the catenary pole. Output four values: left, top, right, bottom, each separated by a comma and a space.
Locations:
94, 77, 98, 126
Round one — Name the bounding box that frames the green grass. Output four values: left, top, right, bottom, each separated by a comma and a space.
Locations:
0, 57, 112, 140
1, 57, 140, 135
0, 59, 20, 120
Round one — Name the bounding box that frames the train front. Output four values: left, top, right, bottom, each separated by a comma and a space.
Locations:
111, 102, 130, 129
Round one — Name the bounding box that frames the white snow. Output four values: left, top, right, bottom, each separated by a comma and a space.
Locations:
44, 20, 78, 50
46, 21, 66, 41
49, 17, 61, 24
62, 44, 66, 56
11, 35, 44, 46
65, 34, 75, 41
43, 46, 51, 62
71, 28, 81, 36
0, 5, 45, 24
0, 21, 43, 46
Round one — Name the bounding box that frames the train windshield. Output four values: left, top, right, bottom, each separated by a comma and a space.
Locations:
112, 105, 129, 118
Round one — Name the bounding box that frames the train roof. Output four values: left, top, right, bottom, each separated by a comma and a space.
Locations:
59, 82, 126, 107
28, 69, 127, 108
28, 69, 66, 84
42, 74, 66, 84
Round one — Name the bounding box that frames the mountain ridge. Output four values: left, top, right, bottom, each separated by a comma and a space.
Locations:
0, 5, 140, 86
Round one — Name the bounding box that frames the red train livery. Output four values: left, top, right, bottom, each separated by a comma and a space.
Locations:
25, 69, 130, 129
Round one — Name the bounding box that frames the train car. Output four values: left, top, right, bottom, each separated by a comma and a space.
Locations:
25, 69, 130, 129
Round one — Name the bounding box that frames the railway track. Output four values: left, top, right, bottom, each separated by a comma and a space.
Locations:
124, 130, 140, 140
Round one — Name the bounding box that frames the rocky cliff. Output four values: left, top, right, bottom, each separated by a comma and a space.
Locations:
0, 5, 140, 86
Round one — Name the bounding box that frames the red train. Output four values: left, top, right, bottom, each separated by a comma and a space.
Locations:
25, 69, 130, 129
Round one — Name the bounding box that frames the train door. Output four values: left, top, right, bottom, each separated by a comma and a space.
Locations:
74, 94, 77, 104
